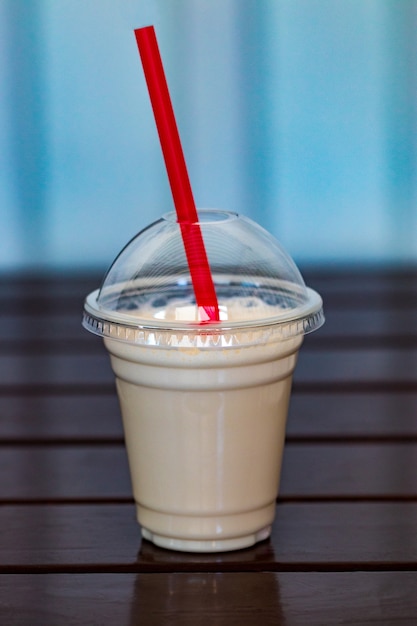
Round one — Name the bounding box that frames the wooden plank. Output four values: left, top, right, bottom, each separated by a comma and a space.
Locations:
315, 291, 417, 310
313, 309, 417, 338
0, 446, 132, 501
1, 571, 416, 625
304, 267, 417, 312
295, 348, 417, 387
1, 392, 416, 443
0, 395, 122, 442
2, 288, 417, 314
287, 392, 417, 440
280, 442, 417, 499
0, 274, 101, 301
0, 354, 114, 387
1, 272, 417, 316
1, 268, 416, 292
1, 502, 417, 571
2, 348, 417, 389
0, 296, 87, 316
0, 314, 95, 343
3, 309, 417, 346
0, 443, 416, 501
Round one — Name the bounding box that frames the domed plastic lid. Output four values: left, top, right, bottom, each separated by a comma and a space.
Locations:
83, 210, 324, 344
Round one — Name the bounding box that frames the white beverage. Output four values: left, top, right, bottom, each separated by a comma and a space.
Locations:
83, 210, 324, 552
104, 297, 303, 552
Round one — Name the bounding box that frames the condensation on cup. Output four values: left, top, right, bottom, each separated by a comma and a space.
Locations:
83, 209, 324, 552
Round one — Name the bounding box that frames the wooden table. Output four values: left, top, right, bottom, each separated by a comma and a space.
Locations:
1, 269, 417, 624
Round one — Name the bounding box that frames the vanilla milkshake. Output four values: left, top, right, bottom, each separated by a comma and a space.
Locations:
83, 210, 324, 552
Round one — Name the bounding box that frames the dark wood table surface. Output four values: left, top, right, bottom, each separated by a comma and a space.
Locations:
1, 269, 417, 624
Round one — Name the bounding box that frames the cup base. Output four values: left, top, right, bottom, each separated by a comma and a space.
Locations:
141, 525, 272, 553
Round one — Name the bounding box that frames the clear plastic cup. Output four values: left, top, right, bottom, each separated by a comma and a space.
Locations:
83, 209, 324, 552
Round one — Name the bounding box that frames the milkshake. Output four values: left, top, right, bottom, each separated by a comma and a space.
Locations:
83, 210, 324, 552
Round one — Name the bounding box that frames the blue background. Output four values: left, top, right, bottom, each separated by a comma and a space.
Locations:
1, 0, 416, 271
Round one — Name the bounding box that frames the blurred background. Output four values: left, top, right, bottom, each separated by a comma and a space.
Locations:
1, 0, 416, 273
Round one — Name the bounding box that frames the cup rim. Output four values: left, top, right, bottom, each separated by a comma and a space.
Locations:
83, 285, 324, 345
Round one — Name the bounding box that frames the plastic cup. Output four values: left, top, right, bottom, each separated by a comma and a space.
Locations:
83, 209, 324, 552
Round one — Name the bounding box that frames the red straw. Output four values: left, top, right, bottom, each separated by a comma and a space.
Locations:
134, 26, 219, 322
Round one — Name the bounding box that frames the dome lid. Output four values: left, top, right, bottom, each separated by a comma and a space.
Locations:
83, 210, 324, 343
